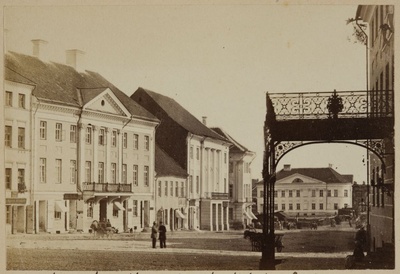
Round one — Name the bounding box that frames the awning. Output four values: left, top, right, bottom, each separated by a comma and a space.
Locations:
249, 211, 258, 220
113, 201, 125, 211
175, 209, 187, 219
55, 201, 67, 212
243, 211, 253, 221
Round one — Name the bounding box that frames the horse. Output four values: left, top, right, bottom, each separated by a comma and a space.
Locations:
90, 220, 111, 238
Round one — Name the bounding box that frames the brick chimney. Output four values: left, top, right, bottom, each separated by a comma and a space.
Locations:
31, 39, 48, 60
283, 164, 291, 171
66, 49, 85, 73
202, 116, 207, 126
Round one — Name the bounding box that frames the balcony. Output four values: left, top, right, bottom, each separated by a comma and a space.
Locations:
82, 182, 132, 193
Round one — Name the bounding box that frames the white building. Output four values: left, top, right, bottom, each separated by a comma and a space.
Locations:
131, 88, 231, 231
5, 44, 159, 234
257, 165, 353, 217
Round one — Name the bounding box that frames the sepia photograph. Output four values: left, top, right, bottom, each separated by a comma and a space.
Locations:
1, 0, 397, 272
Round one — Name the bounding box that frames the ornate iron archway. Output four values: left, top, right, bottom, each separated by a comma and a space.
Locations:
260, 90, 394, 270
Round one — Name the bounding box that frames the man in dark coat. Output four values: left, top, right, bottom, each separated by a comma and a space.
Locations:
159, 221, 167, 248
151, 221, 158, 248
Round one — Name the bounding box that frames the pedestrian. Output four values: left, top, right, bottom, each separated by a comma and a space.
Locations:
151, 221, 158, 248
353, 225, 367, 261
159, 221, 167, 248
349, 218, 352, 227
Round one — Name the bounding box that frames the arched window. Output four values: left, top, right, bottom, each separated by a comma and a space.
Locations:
292, 178, 303, 183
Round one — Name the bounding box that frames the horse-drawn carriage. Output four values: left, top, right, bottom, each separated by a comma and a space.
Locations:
244, 229, 284, 252
90, 220, 116, 238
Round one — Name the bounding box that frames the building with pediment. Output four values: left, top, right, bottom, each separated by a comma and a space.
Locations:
5, 43, 159, 234
257, 165, 353, 217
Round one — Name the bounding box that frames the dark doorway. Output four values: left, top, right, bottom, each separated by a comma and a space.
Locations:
99, 200, 107, 222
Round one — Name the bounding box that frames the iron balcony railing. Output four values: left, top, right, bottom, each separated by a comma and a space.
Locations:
268, 90, 394, 120
204, 192, 229, 200
83, 182, 132, 193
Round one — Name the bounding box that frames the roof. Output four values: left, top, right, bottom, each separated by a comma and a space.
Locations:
258, 167, 353, 184
211, 127, 253, 154
155, 145, 188, 178
132, 87, 228, 141
5, 51, 158, 121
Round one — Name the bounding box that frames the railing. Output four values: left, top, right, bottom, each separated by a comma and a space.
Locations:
268, 90, 394, 120
18, 183, 26, 193
82, 182, 132, 193
204, 192, 229, 200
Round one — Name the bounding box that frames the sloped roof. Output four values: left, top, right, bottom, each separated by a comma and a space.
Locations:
132, 87, 228, 141
5, 67, 36, 86
5, 51, 158, 121
211, 127, 253, 154
257, 167, 353, 184
155, 145, 188, 178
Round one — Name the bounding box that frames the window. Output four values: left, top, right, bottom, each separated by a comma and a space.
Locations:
56, 159, 62, 184
196, 176, 200, 194
181, 181, 185, 197
18, 94, 25, 109
85, 161, 91, 182
274, 204, 278, 210
111, 130, 117, 147
312, 203, 316, 210
133, 134, 139, 149
86, 126, 92, 144
5, 168, 11, 189
334, 190, 338, 197
144, 166, 149, 186
54, 211, 62, 219
229, 184, 233, 198
5, 91, 12, 106
40, 158, 46, 183
319, 203, 323, 210
40, 121, 47, 140
190, 146, 193, 159
344, 190, 348, 197
99, 128, 105, 145
281, 190, 285, 197
327, 190, 331, 197
175, 181, 179, 197
334, 203, 338, 210
170, 181, 174, 196
282, 204, 286, 210
111, 163, 116, 183
158, 181, 162, 197
122, 164, 127, 184
133, 165, 138, 186
224, 152, 227, 164
144, 136, 149, 151
165, 181, 168, 196
296, 203, 301, 210
288, 190, 293, 197
132, 200, 138, 216
87, 202, 93, 218
18, 127, 25, 148
319, 190, 324, 197
260, 190, 264, 198
123, 133, 127, 148
98, 162, 104, 184
113, 208, 119, 217
5, 126, 12, 147
18, 169, 25, 188
70, 125, 76, 143
55, 123, 62, 142
229, 162, 233, 173
6, 205, 12, 224
70, 160, 76, 184
189, 175, 193, 193
289, 203, 293, 210
311, 190, 316, 197
296, 190, 300, 197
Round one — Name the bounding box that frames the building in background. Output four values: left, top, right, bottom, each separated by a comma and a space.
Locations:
355, 5, 394, 254
257, 165, 353, 217
211, 127, 256, 229
4, 43, 159, 234
131, 88, 231, 231
352, 182, 368, 216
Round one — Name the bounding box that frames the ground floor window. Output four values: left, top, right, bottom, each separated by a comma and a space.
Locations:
54, 211, 61, 219
334, 203, 338, 210
87, 202, 93, 218
6, 205, 11, 224
113, 209, 119, 217
132, 200, 138, 217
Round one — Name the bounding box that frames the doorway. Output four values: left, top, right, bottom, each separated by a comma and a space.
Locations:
99, 199, 107, 222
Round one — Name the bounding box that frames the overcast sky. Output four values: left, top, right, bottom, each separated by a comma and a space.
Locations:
4, 1, 372, 183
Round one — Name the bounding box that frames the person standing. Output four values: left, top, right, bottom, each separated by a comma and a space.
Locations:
151, 221, 158, 248
159, 221, 167, 248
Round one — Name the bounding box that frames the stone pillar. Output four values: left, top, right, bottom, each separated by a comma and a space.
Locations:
105, 128, 111, 184
92, 126, 98, 183
117, 129, 122, 183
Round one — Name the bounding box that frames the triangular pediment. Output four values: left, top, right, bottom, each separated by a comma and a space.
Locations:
82, 88, 130, 117
277, 173, 324, 185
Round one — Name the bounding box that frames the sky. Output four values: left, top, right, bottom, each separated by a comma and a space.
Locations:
4, 1, 371, 183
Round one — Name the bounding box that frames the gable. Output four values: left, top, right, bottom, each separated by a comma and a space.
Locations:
83, 88, 130, 117
277, 173, 324, 185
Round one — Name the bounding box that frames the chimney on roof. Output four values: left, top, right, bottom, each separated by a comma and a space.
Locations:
202, 116, 207, 126
328, 163, 333, 168
66, 49, 85, 73
31, 39, 48, 60
283, 164, 291, 171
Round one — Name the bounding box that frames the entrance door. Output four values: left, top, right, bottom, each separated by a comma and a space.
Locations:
99, 200, 107, 222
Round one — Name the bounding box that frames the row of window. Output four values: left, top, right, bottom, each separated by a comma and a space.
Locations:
260, 189, 349, 198
272, 202, 339, 211
4, 126, 25, 148
39, 121, 150, 150
5, 91, 25, 109
5, 168, 25, 189
158, 180, 186, 198
189, 146, 228, 164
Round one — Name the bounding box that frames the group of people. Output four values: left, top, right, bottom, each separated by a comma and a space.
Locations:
151, 221, 167, 248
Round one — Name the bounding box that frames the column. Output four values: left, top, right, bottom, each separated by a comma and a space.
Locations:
219, 203, 223, 231
77, 123, 86, 185
225, 204, 229, 231
105, 128, 111, 184
117, 129, 122, 184
92, 126, 98, 183
215, 203, 219, 231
